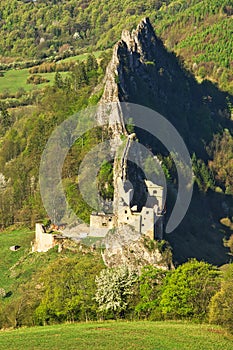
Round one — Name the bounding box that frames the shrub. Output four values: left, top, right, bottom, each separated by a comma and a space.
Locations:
160, 259, 220, 321
209, 263, 233, 333
26, 75, 49, 85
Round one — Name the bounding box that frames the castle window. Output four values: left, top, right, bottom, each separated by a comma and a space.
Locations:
142, 224, 144, 227
125, 210, 127, 214
102, 223, 107, 226
109, 218, 112, 222
127, 217, 129, 220
153, 190, 157, 194
146, 211, 149, 214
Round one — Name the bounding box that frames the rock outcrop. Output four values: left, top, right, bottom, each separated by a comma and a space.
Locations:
102, 224, 173, 271
97, 17, 160, 131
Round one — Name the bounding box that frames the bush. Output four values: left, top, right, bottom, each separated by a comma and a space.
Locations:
209, 264, 233, 333
160, 259, 220, 321
26, 75, 49, 85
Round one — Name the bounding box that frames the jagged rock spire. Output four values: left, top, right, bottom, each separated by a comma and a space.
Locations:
97, 17, 159, 133
121, 17, 158, 62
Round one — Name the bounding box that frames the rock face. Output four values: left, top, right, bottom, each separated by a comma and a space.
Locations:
99, 18, 158, 105
102, 224, 173, 270
97, 17, 160, 130
100, 17, 169, 105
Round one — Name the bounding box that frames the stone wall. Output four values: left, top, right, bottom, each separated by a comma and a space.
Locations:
90, 213, 116, 237
32, 223, 56, 252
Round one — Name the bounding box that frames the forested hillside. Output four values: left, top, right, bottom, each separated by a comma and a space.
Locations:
0, 0, 232, 93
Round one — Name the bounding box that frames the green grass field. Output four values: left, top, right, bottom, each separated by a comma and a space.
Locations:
60, 50, 103, 63
0, 228, 34, 290
0, 51, 102, 94
0, 228, 71, 300
0, 321, 232, 350
0, 69, 69, 94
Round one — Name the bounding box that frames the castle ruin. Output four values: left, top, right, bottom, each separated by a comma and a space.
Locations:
90, 133, 165, 240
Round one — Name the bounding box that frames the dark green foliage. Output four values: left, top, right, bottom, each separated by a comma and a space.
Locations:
0, 55, 102, 228
0, 101, 13, 135
0, 0, 231, 93
26, 75, 49, 85
192, 153, 215, 192
0, 227, 232, 331
0, 228, 105, 329
86, 54, 98, 73
71, 62, 88, 91
207, 130, 233, 194
54, 72, 64, 89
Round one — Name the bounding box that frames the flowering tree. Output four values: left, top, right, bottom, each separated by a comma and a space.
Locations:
95, 266, 138, 318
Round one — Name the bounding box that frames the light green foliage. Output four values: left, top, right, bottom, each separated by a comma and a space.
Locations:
0, 55, 103, 227
95, 266, 138, 317
0, 229, 34, 291
0, 0, 231, 93
125, 117, 135, 134
0, 69, 68, 94
144, 155, 161, 179
209, 263, 233, 333
0, 228, 105, 329
160, 259, 220, 320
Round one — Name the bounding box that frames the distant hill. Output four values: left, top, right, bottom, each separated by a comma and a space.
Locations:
0, 0, 232, 93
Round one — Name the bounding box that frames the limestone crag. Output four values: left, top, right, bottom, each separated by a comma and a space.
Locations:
97, 17, 159, 130
102, 224, 172, 270
120, 17, 158, 65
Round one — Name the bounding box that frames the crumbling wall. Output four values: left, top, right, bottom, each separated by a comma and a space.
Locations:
32, 223, 56, 252
90, 214, 116, 237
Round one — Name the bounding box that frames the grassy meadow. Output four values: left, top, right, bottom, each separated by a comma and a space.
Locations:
0, 69, 69, 94
0, 228, 63, 300
0, 321, 232, 350
60, 50, 103, 63
0, 228, 34, 290
0, 51, 103, 95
